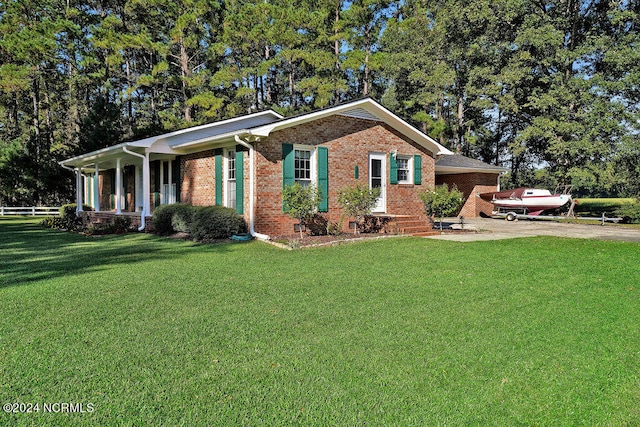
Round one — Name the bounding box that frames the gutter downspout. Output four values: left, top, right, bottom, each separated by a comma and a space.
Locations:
122, 146, 149, 232
235, 135, 270, 240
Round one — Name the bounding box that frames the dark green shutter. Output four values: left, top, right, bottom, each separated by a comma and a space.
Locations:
215, 151, 222, 206
153, 161, 161, 207
317, 146, 328, 212
354, 165, 359, 179
235, 150, 244, 214
123, 168, 128, 210
414, 155, 422, 185
282, 143, 294, 211
389, 153, 398, 185
282, 143, 294, 187
173, 157, 181, 203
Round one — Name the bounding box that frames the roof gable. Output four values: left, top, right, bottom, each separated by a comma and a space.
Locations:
243, 98, 453, 156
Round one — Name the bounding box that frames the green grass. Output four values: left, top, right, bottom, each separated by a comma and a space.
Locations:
1, 218, 640, 426
574, 197, 635, 217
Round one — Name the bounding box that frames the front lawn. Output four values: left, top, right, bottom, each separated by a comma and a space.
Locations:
1, 218, 639, 425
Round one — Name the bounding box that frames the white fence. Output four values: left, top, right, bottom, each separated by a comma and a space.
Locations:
0, 206, 60, 216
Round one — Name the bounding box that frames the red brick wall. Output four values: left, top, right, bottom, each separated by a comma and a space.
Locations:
181, 150, 217, 206
253, 115, 436, 236
179, 149, 249, 215
124, 165, 135, 212
98, 171, 112, 211
436, 172, 498, 217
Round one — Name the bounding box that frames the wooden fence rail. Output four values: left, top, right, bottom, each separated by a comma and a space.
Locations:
0, 206, 60, 216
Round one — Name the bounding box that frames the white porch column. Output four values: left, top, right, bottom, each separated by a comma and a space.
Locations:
76, 169, 84, 212
115, 158, 122, 214
94, 163, 100, 212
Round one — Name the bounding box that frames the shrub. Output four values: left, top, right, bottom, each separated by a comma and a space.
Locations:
615, 203, 640, 224
171, 204, 195, 233
282, 182, 322, 238
85, 216, 132, 235
152, 203, 192, 235
40, 216, 65, 229
41, 203, 92, 231
306, 214, 328, 236
419, 185, 464, 231
190, 206, 247, 240
337, 184, 380, 234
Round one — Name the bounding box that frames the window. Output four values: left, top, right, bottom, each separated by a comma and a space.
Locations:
160, 160, 176, 205
226, 149, 236, 209
396, 155, 412, 184
294, 148, 312, 185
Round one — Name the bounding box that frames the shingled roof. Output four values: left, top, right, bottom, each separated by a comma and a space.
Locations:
435, 154, 507, 174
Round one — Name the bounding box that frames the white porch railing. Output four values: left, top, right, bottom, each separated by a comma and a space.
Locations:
0, 206, 60, 216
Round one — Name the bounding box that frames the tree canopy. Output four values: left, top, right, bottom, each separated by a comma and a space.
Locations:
1, 0, 639, 205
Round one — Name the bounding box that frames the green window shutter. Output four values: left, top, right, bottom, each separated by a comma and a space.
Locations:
235, 150, 244, 214
354, 165, 359, 179
153, 161, 161, 207
282, 143, 294, 211
215, 151, 223, 206
282, 143, 294, 187
123, 169, 128, 210
173, 157, 181, 203
317, 146, 329, 212
153, 161, 160, 192
389, 153, 398, 185
414, 154, 422, 185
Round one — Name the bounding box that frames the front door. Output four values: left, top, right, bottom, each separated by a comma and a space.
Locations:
369, 153, 385, 213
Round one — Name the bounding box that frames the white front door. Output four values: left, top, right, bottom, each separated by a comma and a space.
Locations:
369, 153, 385, 213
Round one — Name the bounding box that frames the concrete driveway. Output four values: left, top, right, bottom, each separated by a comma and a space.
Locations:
424, 217, 640, 243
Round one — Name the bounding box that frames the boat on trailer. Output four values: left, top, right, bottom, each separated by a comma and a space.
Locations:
479, 186, 573, 219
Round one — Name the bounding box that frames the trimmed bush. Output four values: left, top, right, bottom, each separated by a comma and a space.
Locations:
41, 203, 92, 231
152, 203, 192, 235
171, 204, 195, 233
190, 206, 247, 240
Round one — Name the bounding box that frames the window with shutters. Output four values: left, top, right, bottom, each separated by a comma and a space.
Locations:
283, 143, 327, 212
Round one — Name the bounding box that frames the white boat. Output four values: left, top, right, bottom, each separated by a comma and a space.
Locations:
479, 187, 572, 216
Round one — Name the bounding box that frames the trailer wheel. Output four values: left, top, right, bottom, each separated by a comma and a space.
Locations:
506, 212, 517, 221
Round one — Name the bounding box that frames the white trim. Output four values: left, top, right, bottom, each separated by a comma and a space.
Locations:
369, 153, 386, 213
115, 158, 122, 214
293, 144, 317, 185
224, 148, 237, 209
395, 154, 413, 184
249, 98, 453, 156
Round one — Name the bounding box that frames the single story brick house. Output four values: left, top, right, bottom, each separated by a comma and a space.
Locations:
60, 98, 505, 238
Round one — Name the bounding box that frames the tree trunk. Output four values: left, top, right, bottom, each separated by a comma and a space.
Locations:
179, 40, 192, 122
